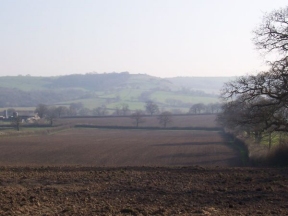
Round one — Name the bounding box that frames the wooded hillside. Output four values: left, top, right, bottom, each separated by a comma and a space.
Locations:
0, 73, 230, 111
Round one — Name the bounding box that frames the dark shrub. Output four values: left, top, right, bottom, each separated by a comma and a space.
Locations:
267, 144, 288, 167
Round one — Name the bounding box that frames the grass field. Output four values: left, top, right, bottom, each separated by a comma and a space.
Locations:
0, 107, 36, 112
0, 76, 53, 91
56, 88, 220, 112
150, 91, 219, 104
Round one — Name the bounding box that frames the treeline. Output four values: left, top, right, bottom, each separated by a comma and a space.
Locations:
26, 101, 174, 128
31, 101, 221, 123
188, 103, 222, 114
50, 72, 130, 91
0, 87, 88, 107
217, 5, 288, 166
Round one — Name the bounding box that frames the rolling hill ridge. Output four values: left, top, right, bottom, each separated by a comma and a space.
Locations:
0, 73, 233, 112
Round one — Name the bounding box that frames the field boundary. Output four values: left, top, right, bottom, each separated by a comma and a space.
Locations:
60, 113, 217, 119
221, 132, 250, 166
0, 124, 73, 137
74, 124, 223, 131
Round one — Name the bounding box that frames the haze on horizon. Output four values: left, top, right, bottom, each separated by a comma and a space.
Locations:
0, 0, 287, 78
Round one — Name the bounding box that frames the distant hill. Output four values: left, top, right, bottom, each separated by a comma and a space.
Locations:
166, 76, 235, 94
0, 73, 234, 93
0, 73, 174, 91
0, 73, 235, 111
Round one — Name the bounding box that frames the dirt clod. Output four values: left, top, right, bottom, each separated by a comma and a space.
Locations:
0, 166, 287, 215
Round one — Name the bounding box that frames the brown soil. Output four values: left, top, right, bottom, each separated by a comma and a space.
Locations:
0, 115, 286, 215
0, 166, 288, 215
0, 129, 240, 167
57, 114, 218, 128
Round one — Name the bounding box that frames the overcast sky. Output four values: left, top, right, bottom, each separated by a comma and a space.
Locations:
0, 0, 287, 78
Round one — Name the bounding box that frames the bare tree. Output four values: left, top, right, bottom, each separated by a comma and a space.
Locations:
35, 104, 48, 118
55, 106, 69, 117
11, 116, 22, 131
130, 110, 145, 127
69, 102, 83, 115
189, 103, 205, 114
217, 95, 278, 144
221, 57, 288, 132
145, 100, 159, 115
114, 105, 122, 116
206, 102, 222, 114
46, 106, 58, 126
253, 6, 288, 56
93, 106, 108, 116
121, 103, 130, 116
219, 5, 288, 142
158, 111, 173, 128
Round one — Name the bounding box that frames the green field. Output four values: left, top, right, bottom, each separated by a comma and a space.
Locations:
0, 76, 55, 91
150, 91, 219, 104
0, 74, 225, 113
54, 88, 219, 112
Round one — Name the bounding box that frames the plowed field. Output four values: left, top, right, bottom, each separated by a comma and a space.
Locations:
1, 116, 286, 215
0, 166, 288, 215
0, 128, 240, 167
57, 114, 218, 128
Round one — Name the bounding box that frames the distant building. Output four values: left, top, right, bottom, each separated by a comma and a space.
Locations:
3, 110, 8, 119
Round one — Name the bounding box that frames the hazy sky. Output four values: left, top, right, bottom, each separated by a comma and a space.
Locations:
0, 0, 287, 78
